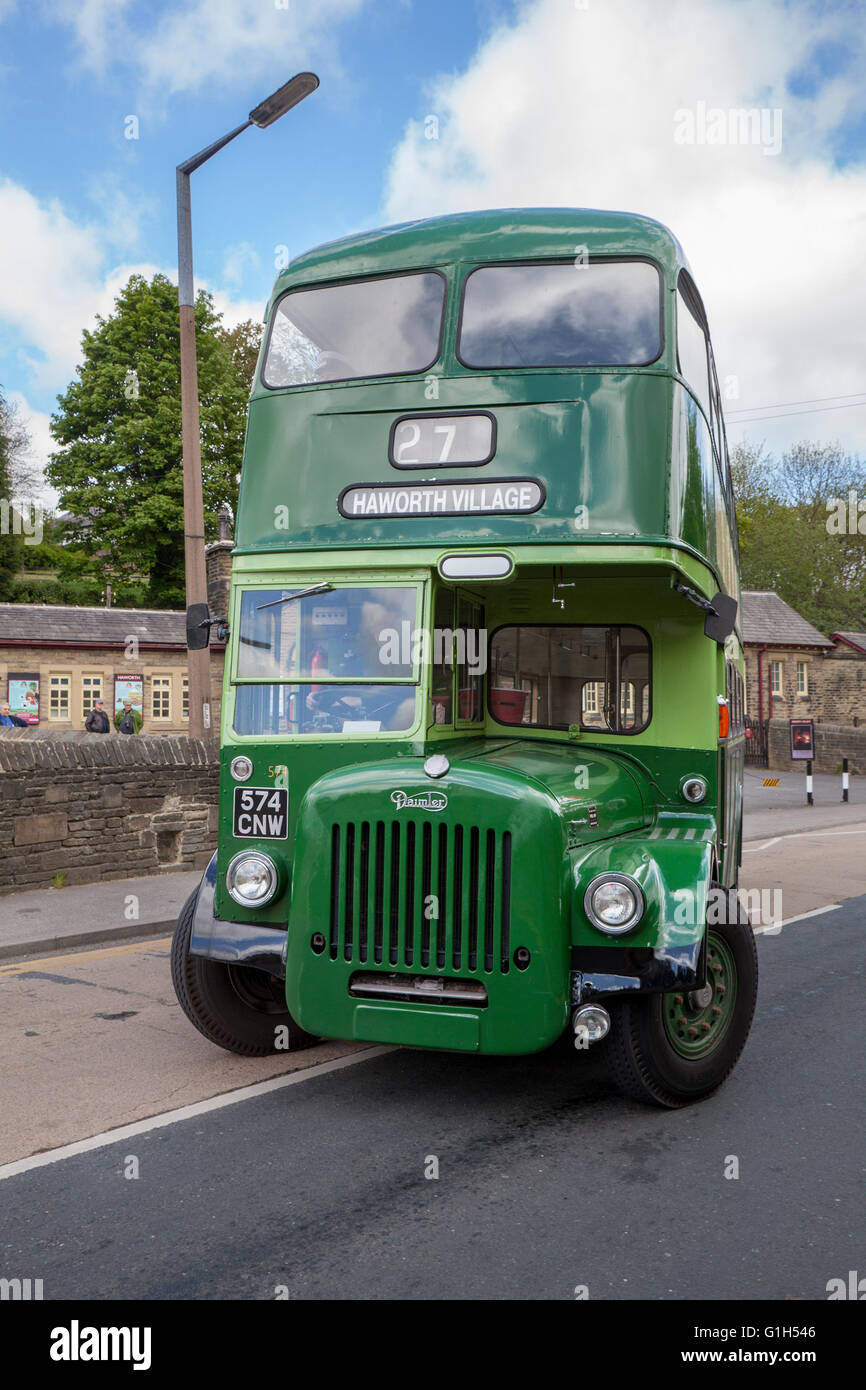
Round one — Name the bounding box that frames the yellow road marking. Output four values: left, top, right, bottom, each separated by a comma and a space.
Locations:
0, 936, 173, 978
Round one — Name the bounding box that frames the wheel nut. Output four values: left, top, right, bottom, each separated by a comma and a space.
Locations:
687, 1025, 699, 1038
712, 1005, 722, 1017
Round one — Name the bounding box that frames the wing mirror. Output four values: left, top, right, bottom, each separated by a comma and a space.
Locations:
186, 603, 211, 650
704, 593, 738, 644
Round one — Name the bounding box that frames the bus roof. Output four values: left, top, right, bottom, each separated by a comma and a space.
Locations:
270, 207, 691, 303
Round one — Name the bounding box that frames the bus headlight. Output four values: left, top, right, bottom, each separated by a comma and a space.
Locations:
584, 873, 644, 935
226, 851, 278, 907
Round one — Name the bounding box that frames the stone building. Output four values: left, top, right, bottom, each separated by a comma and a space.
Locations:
741, 591, 866, 725
0, 531, 231, 734
0, 606, 226, 734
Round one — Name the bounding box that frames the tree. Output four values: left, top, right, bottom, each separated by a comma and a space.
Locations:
47, 274, 250, 608
732, 440, 866, 634
0, 385, 30, 600
219, 319, 263, 391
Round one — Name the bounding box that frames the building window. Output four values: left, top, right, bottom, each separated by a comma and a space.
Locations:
182, 676, 189, 721
582, 681, 599, 715
151, 676, 172, 721
797, 661, 809, 696
49, 674, 71, 720
81, 674, 103, 719
770, 661, 782, 697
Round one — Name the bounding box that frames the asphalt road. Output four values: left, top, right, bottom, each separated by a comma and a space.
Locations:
3, 895, 863, 1301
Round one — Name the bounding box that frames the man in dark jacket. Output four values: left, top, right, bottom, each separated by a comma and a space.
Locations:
0, 702, 27, 728
85, 698, 110, 733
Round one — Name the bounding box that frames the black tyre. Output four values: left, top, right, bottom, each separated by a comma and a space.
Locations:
171, 890, 316, 1057
603, 887, 758, 1107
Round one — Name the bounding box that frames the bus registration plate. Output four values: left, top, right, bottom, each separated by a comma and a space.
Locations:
232, 786, 289, 839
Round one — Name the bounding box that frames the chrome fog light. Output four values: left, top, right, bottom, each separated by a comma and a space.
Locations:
573, 1004, 611, 1046
584, 873, 644, 935
230, 755, 254, 782
226, 851, 278, 907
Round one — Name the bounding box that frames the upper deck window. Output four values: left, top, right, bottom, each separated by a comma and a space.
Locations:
457, 259, 663, 369
262, 271, 445, 387
676, 274, 712, 423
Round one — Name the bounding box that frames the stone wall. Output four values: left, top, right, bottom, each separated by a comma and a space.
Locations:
0, 729, 219, 894
768, 719, 866, 774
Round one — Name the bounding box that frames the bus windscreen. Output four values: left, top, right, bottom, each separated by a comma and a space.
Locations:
458, 260, 662, 368
263, 271, 445, 387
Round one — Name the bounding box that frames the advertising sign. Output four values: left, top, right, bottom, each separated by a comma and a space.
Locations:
789, 718, 814, 761
8, 673, 39, 724
114, 674, 143, 716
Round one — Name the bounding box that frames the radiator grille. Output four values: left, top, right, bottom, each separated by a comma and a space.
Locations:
329, 821, 512, 974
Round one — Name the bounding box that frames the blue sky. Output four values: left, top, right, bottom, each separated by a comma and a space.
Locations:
1, 0, 865, 500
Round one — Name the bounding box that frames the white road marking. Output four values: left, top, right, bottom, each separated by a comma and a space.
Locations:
752, 903, 842, 936
0, 1046, 394, 1182
744, 826, 866, 852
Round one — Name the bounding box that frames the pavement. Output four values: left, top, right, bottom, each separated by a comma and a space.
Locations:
0, 766, 860, 961
0, 870, 201, 960
743, 766, 859, 838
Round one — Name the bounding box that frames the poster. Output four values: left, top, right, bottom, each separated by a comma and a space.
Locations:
8, 673, 39, 724
114, 674, 143, 718
789, 718, 814, 761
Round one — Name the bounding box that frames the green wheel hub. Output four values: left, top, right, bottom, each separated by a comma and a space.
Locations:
662, 932, 738, 1059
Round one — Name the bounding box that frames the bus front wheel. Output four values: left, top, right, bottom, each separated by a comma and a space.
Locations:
170, 890, 316, 1057
602, 891, 758, 1107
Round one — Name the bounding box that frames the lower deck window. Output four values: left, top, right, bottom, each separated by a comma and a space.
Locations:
489, 624, 650, 733
234, 683, 416, 736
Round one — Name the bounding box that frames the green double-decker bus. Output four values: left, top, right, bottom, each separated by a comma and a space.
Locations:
173, 208, 757, 1107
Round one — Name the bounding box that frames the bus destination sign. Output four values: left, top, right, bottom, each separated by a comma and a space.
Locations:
338, 478, 544, 519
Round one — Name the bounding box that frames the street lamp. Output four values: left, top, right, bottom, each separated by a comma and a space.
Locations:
176, 72, 319, 739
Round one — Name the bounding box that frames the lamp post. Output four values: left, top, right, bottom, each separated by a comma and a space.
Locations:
176, 73, 319, 738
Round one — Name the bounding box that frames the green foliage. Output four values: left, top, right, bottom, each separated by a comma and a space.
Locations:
47, 274, 249, 608
0, 385, 25, 600
218, 319, 263, 391
733, 440, 866, 634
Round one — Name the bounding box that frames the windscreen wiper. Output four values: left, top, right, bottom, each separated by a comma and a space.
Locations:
256, 582, 333, 610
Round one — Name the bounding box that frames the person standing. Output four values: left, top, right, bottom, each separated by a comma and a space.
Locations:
85, 698, 111, 733
0, 701, 27, 728
114, 699, 143, 734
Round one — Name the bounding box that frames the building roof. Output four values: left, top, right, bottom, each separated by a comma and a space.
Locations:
831, 631, 866, 654
740, 591, 833, 648
0, 603, 186, 648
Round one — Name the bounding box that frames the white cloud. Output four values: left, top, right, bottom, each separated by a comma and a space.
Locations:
49, 0, 133, 72
7, 393, 59, 509
0, 176, 268, 389
0, 178, 109, 387
221, 242, 262, 290
383, 0, 866, 459
50, 0, 363, 96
